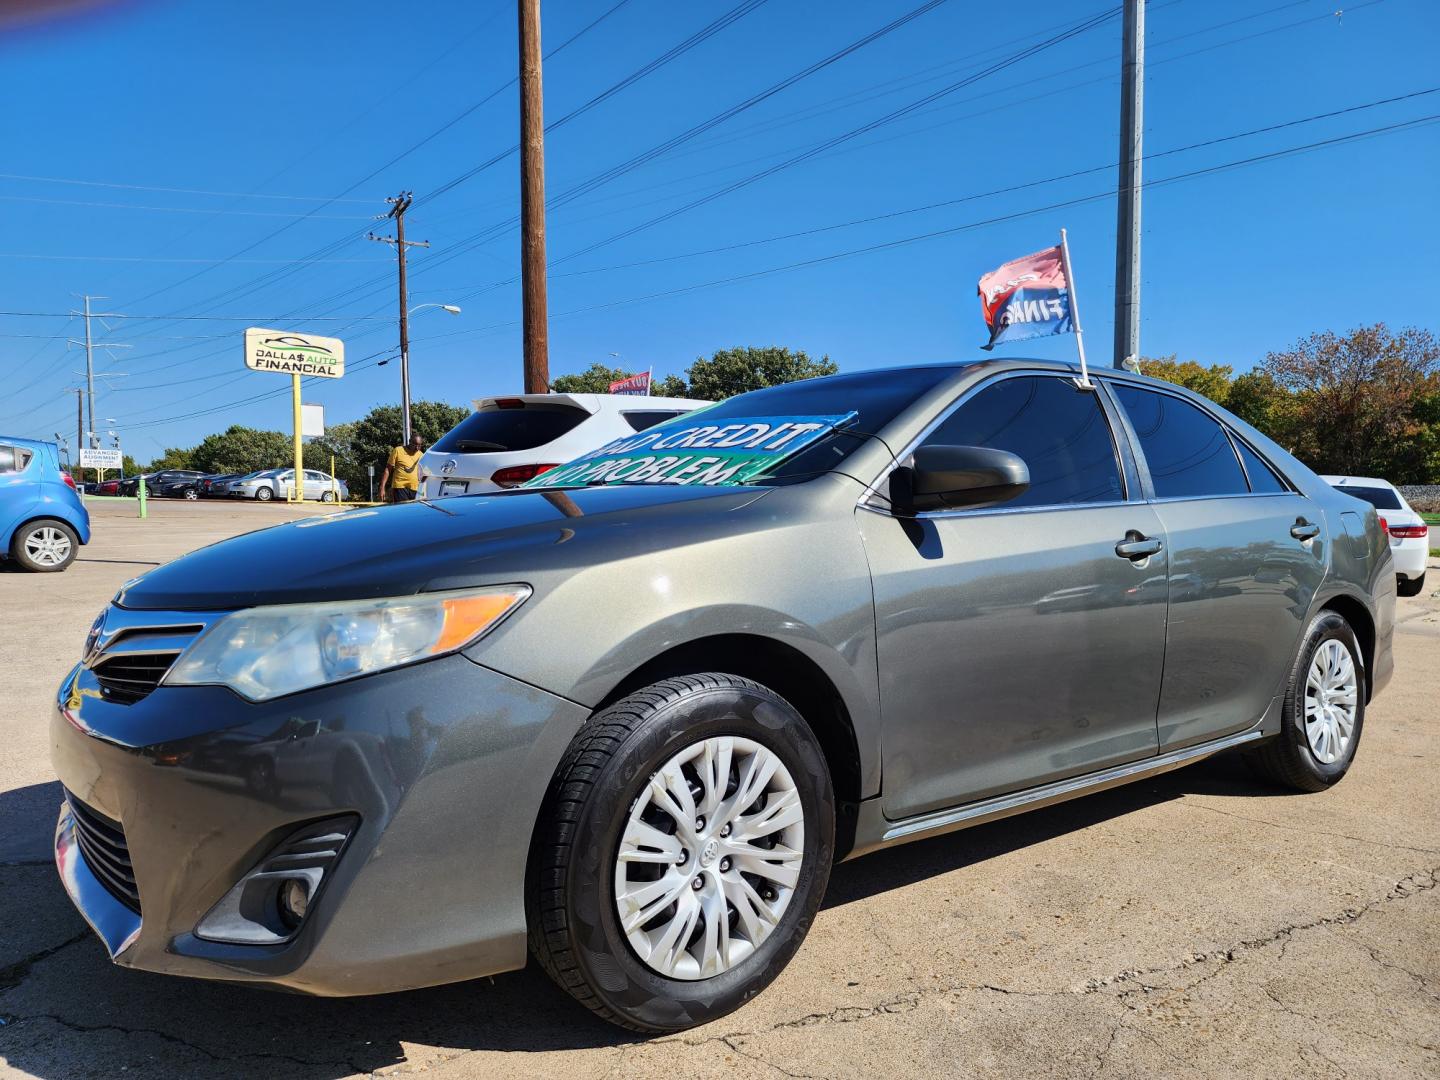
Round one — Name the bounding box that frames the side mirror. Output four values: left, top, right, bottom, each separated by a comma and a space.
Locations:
890, 444, 1030, 514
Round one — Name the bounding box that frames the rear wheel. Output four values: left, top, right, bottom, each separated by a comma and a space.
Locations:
321, 490, 336, 503
528, 673, 834, 1032
1247, 611, 1364, 792
1398, 573, 1425, 598
11, 519, 79, 572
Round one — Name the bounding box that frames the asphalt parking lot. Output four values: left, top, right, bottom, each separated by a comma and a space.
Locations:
2, 500, 1437, 1079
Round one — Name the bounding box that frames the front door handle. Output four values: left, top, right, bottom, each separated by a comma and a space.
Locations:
1115, 532, 1163, 560
1290, 520, 1320, 541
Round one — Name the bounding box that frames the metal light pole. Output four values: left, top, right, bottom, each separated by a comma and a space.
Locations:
518, 0, 551, 394
1113, 0, 1145, 369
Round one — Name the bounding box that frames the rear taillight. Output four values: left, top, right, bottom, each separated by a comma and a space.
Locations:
62, 472, 77, 490
1378, 516, 1388, 534
491, 463, 559, 488
1389, 524, 1429, 539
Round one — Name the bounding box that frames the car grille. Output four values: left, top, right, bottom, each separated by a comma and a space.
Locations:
86, 619, 206, 706
93, 652, 183, 704
66, 791, 141, 914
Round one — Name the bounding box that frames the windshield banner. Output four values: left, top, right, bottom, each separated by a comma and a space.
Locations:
522, 413, 857, 489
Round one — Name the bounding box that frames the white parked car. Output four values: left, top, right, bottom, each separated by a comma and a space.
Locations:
420, 393, 711, 498
1323, 475, 1429, 597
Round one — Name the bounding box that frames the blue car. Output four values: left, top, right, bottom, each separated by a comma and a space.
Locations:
1, 438, 90, 572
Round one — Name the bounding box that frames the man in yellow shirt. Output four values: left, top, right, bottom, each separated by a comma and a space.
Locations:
379, 433, 425, 503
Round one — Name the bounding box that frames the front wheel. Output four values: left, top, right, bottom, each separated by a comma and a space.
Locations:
11, 519, 79, 572
255, 485, 274, 502
528, 674, 834, 1032
1398, 573, 1425, 598
183, 487, 198, 501
1247, 610, 1365, 792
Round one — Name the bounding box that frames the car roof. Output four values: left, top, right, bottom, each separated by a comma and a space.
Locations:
0, 436, 55, 450
469, 392, 712, 413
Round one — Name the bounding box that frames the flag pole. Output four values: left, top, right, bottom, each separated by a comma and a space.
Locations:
1058, 228, 1092, 388
646, 366, 653, 397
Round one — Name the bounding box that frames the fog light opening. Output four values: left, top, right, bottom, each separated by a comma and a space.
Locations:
278, 877, 310, 930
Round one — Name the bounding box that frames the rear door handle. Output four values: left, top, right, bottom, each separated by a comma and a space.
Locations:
1115, 533, 1163, 560
1290, 520, 1320, 541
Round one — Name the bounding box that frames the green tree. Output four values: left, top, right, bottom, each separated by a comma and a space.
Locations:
144, 445, 198, 471
653, 373, 689, 397
683, 346, 837, 401
1138, 356, 1234, 405
346, 399, 469, 481
1256, 324, 1440, 481
188, 426, 292, 474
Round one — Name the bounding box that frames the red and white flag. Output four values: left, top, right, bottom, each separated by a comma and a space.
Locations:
608, 370, 652, 396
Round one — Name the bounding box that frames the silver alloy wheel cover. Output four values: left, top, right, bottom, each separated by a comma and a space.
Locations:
614, 735, 805, 981
1304, 638, 1358, 765
24, 526, 72, 567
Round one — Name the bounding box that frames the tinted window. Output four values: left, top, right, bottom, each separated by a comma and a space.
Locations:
1234, 439, 1287, 493
621, 410, 684, 432
433, 403, 589, 454
1112, 385, 1248, 498
1334, 484, 1402, 510
921, 376, 1124, 509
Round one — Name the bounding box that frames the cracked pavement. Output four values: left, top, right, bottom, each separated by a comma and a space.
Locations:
2, 502, 1437, 1079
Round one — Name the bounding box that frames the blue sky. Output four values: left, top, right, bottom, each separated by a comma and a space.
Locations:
2, 0, 1437, 460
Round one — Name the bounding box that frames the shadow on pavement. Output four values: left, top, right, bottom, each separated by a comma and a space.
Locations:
0, 753, 1288, 1077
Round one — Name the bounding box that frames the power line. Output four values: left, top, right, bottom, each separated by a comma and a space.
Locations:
0, 172, 380, 203
0, 194, 378, 218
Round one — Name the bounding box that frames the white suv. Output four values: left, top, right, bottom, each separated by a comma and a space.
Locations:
421, 393, 710, 498
1323, 475, 1430, 597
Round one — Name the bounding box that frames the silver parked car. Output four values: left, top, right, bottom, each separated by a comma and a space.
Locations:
51, 360, 1394, 1033
228, 468, 348, 502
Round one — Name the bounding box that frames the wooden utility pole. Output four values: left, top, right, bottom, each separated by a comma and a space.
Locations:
1112, 0, 1144, 369
369, 192, 430, 443
518, 0, 550, 393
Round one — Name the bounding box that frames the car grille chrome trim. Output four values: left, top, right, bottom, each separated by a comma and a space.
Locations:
85, 607, 229, 704
64, 790, 141, 914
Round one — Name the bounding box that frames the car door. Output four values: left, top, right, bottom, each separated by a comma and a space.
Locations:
0, 443, 37, 542
860, 373, 1169, 820
1106, 381, 1326, 751
303, 470, 327, 498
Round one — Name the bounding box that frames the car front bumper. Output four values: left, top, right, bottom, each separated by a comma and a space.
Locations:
51, 650, 588, 995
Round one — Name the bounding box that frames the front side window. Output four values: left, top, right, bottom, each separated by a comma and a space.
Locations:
1111, 384, 1248, 499
919, 375, 1125, 509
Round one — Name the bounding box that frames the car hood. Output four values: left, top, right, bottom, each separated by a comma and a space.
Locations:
117, 484, 772, 610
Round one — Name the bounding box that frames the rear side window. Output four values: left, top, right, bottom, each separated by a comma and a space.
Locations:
621, 410, 684, 432
0, 445, 14, 473
433, 403, 588, 454
922, 375, 1125, 509
1234, 439, 1287, 494
1335, 484, 1402, 510
1112, 385, 1248, 499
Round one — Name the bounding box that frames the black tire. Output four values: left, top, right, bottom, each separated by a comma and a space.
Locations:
183, 487, 198, 501
321, 490, 336, 503
1247, 610, 1365, 792
255, 486, 274, 502
1397, 573, 1425, 598
10, 518, 80, 573
527, 673, 835, 1033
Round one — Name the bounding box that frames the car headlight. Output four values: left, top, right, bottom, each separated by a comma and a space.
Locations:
164, 586, 529, 701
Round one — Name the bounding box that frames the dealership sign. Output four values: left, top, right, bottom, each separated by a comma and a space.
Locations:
79, 447, 123, 469
524, 413, 857, 489
243, 328, 345, 378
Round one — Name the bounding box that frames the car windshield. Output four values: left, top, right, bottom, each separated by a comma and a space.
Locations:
1336, 484, 1403, 510
525, 365, 956, 489
433, 400, 590, 454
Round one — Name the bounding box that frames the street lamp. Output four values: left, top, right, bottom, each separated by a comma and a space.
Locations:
386, 303, 463, 443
